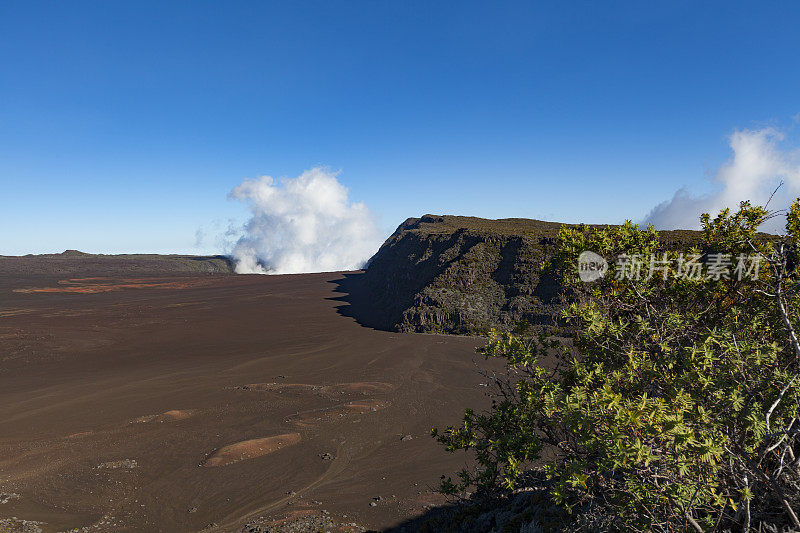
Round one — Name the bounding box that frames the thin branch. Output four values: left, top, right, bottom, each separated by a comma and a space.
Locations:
765, 181, 784, 210
766, 378, 799, 441
743, 473, 751, 533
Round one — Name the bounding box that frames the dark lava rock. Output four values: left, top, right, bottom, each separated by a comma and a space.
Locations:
356, 215, 705, 335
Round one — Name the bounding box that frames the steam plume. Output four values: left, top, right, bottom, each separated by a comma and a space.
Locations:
229, 168, 382, 274
643, 127, 800, 232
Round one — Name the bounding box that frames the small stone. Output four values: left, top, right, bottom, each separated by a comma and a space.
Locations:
401, 434, 413, 441
0, 493, 19, 504
188, 507, 198, 513
369, 501, 377, 507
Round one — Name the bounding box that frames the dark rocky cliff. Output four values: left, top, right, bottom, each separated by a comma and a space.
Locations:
361, 215, 564, 334
360, 214, 704, 334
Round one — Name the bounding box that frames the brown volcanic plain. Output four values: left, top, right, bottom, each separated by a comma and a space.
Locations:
0, 257, 499, 532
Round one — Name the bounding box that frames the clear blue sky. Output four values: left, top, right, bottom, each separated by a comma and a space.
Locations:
2, 1, 799, 254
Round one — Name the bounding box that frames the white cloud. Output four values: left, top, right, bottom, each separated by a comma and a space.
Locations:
643, 127, 800, 232
228, 167, 382, 274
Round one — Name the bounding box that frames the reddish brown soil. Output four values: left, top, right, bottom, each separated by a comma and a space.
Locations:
132, 409, 198, 424
201, 434, 302, 468
13, 276, 220, 294
0, 271, 496, 532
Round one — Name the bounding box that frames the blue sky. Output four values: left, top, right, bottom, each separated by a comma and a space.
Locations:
2, 1, 800, 255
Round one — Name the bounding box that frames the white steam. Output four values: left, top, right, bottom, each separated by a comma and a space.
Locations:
228, 168, 382, 274
644, 127, 800, 232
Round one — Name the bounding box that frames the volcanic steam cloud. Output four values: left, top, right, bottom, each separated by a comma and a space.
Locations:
229, 168, 382, 274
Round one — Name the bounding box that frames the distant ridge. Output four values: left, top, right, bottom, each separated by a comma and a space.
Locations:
0, 252, 235, 276
60, 249, 91, 256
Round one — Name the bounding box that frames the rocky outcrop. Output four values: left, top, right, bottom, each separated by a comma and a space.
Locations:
361, 215, 566, 334
361, 214, 704, 335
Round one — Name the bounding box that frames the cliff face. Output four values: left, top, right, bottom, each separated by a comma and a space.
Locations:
362, 215, 704, 334
362, 215, 566, 334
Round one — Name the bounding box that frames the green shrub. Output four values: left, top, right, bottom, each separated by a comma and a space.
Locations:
434, 200, 800, 531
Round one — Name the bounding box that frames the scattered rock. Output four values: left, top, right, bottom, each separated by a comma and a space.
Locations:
0, 517, 44, 533
242, 512, 365, 532
319, 452, 333, 460
369, 502, 377, 507
188, 507, 198, 513
0, 492, 20, 504
401, 434, 413, 441
96, 459, 138, 470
